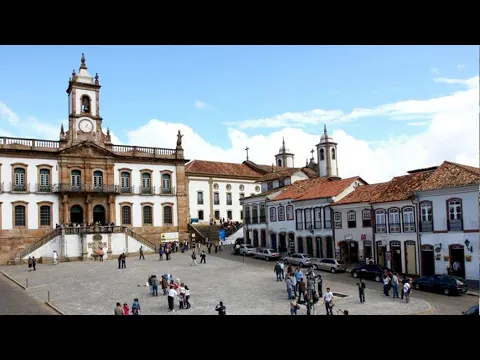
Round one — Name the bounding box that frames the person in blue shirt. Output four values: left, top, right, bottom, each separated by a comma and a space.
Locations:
294, 267, 304, 293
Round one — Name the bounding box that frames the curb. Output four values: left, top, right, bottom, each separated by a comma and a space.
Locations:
466, 291, 479, 297
45, 301, 65, 315
0, 270, 26, 290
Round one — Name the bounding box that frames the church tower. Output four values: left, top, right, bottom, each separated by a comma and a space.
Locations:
63, 53, 107, 146
316, 125, 339, 178
275, 137, 295, 168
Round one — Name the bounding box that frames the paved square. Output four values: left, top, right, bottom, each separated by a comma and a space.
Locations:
0, 253, 430, 315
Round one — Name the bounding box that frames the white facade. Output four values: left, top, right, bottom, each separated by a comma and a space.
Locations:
274, 138, 295, 168
416, 185, 479, 281
113, 163, 178, 227
0, 157, 60, 229
260, 172, 309, 193
188, 176, 261, 223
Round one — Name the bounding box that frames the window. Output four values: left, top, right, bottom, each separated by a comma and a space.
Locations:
39, 169, 51, 192
14, 168, 26, 191
375, 209, 386, 233
162, 173, 171, 193
141, 172, 152, 194
239, 184, 244, 191
14, 205, 26, 227
252, 206, 258, 224
347, 211, 356, 228
334, 212, 342, 229
278, 206, 285, 221
121, 205, 131, 225
419, 201, 433, 232
226, 193, 232, 206
239, 193, 245, 199
277, 159, 282, 166
324, 206, 332, 229
226, 184, 231, 191
360, 209, 371, 227
286, 205, 294, 221
447, 198, 463, 231
120, 172, 130, 193
163, 205, 173, 224
295, 209, 303, 230
304, 209, 312, 230
270, 207, 277, 222
214, 192, 220, 205
314, 207, 322, 229
213, 183, 219, 190
93, 170, 103, 189
259, 204, 265, 223
197, 191, 204, 205
279, 178, 285, 187
227, 210, 232, 220
388, 208, 401, 233
402, 207, 415, 232
332, 148, 336, 160
267, 181, 273, 190
142, 205, 153, 225
240, 210, 243, 220
71, 170, 81, 188
198, 210, 204, 220
81, 95, 91, 113
40, 205, 51, 226
320, 149, 325, 160
245, 206, 251, 224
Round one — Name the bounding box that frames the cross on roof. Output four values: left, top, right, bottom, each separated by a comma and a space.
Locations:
245, 147, 249, 161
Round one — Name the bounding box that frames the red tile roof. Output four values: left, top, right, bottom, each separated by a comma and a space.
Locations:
275, 176, 362, 201
257, 167, 318, 182
333, 183, 389, 205
416, 161, 480, 191
185, 160, 263, 178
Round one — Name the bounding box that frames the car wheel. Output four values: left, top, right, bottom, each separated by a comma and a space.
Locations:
414, 283, 420, 290
265, 257, 269, 261
374, 275, 381, 282
352, 271, 358, 278
253, 254, 256, 258
443, 288, 450, 296
284, 260, 289, 264
330, 267, 336, 274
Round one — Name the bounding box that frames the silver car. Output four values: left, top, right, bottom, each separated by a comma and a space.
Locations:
253, 248, 281, 261
282, 253, 312, 268
311, 258, 346, 273
238, 244, 256, 256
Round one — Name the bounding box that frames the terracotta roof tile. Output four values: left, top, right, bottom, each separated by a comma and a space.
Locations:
416, 161, 480, 191
257, 167, 318, 182
275, 176, 362, 201
185, 160, 263, 178
333, 183, 389, 205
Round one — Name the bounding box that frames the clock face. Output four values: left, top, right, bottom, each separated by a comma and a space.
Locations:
79, 119, 93, 133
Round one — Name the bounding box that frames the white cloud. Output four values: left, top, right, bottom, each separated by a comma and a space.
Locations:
1, 76, 478, 185
429, 67, 440, 75
0, 101, 20, 126
194, 100, 206, 109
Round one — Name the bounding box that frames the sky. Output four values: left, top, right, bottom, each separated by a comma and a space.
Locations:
0, 45, 478, 183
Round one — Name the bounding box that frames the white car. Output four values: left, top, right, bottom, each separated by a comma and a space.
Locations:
253, 248, 281, 261
238, 244, 256, 256
282, 253, 312, 267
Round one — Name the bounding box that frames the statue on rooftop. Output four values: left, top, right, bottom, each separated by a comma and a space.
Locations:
176, 130, 183, 147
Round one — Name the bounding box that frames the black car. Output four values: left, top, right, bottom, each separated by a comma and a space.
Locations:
412, 275, 468, 296
351, 264, 392, 282
462, 304, 479, 315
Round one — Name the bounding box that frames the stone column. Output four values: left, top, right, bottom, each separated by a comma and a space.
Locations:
108, 195, 116, 223
124, 229, 129, 255
62, 194, 69, 224
208, 177, 214, 220
107, 233, 112, 259
82, 233, 89, 261
86, 195, 92, 224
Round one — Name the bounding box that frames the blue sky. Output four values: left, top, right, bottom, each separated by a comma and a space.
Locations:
0, 45, 478, 182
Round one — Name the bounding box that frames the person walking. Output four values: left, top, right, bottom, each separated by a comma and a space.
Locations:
383, 274, 390, 296
185, 286, 191, 309
290, 296, 299, 315
152, 275, 159, 296
200, 250, 207, 264
167, 285, 176, 312
392, 272, 400, 298
403, 280, 411, 303
274, 262, 283, 281
114, 302, 123, 315
53, 250, 58, 265
139, 246, 145, 260
215, 301, 226, 315
191, 251, 198, 266
357, 279, 366, 303
32, 256, 36, 271
28, 256, 33, 271
323, 287, 334, 315
401, 275, 409, 300
285, 275, 294, 300
131, 298, 141, 315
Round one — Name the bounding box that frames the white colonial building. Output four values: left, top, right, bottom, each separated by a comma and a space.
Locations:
414, 161, 480, 281
0, 54, 187, 264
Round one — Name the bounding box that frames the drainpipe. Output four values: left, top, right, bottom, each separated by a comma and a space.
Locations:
413, 194, 421, 276
329, 199, 335, 259
371, 204, 376, 264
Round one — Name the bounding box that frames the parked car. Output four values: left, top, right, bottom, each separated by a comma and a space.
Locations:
412, 275, 468, 296
311, 258, 346, 273
462, 304, 479, 315
350, 264, 392, 282
282, 253, 312, 267
237, 244, 256, 256
253, 248, 281, 261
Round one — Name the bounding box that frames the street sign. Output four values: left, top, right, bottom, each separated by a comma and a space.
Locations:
386, 251, 391, 261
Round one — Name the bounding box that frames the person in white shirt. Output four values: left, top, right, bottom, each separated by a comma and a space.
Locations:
392, 273, 400, 298
403, 282, 411, 303
53, 251, 58, 265
323, 288, 334, 315
383, 274, 391, 296
167, 286, 177, 312
184, 286, 191, 309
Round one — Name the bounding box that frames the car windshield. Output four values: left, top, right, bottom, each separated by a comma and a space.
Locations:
245, 245, 254, 248
337, 260, 346, 264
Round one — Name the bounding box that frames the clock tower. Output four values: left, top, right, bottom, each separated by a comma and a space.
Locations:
64, 53, 107, 146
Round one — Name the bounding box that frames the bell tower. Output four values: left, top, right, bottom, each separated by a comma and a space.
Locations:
316, 125, 339, 178
64, 53, 106, 146
274, 137, 295, 168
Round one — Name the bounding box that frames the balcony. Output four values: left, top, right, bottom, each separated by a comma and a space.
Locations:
8, 182, 30, 193
334, 221, 342, 229
376, 225, 387, 233
419, 221, 433, 232
448, 219, 463, 232
140, 186, 154, 195
389, 223, 401, 233
53, 183, 121, 194
403, 222, 416, 232
1, 136, 59, 152
35, 184, 53, 193
160, 187, 176, 195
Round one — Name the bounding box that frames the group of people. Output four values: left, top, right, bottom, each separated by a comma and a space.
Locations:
114, 298, 141, 315
381, 271, 412, 303
158, 274, 191, 312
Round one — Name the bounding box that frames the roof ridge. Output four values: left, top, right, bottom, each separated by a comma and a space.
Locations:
445, 161, 480, 177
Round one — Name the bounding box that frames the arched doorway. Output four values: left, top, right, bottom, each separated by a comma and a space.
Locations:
253, 230, 259, 247
270, 233, 277, 251
246, 230, 251, 245
70, 205, 83, 224
288, 233, 295, 253
376, 241, 387, 267
449, 244, 465, 278
93, 205, 106, 225
315, 237, 323, 258
364, 240, 372, 262
279, 233, 287, 252
260, 229, 267, 248
421, 244, 435, 276
326, 236, 334, 258
297, 237, 304, 253
390, 241, 402, 273
404, 240, 417, 276
306, 237, 314, 257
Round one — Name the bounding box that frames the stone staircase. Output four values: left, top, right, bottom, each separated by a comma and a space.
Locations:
190, 224, 222, 243
0, 228, 52, 265
124, 227, 157, 252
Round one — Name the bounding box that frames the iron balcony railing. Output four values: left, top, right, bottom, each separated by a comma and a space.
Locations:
448, 219, 463, 232
419, 221, 433, 232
